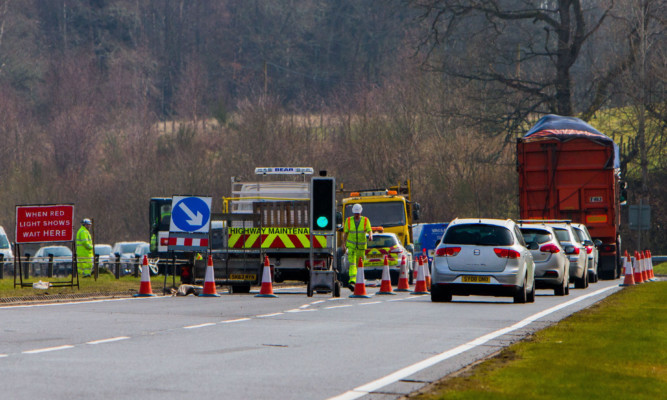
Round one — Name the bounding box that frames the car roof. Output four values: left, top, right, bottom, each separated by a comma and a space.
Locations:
449, 218, 515, 228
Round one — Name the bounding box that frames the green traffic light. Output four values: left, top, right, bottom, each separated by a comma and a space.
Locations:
316, 216, 329, 228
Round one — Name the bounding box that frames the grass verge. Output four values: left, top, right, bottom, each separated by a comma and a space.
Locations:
410, 280, 667, 400
653, 261, 667, 275
0, 272, 173, 299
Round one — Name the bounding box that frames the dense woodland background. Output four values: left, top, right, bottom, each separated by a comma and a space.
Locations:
0, 0, 665, 252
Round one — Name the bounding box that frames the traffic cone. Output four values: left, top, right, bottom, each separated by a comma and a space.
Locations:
256, 256, 277, 298
199, 255, 220, 297
377, 255, 396, 295
134, 255, 156, 297
633, 252, 644, 284
639, 251, 649, 282
350, 257, 371, 298
411, 257, 429, 295
645, 250, 655, 281
396, 254, 410, 292
423, 255, 431, 291
622, 250, 629, 276
648, 250, 656, 279
413, 257, 419, 281
620, 253, 635, 286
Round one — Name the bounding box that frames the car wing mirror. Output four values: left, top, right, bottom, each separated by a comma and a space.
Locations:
594, 239, 603, 247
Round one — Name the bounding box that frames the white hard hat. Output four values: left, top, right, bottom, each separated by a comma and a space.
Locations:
82, 218, 92, 225
352, 204, 363, 214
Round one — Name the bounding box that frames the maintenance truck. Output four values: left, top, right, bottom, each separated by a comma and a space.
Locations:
187, 167, 337, 293
517, 114, 624, 280
337, 181, 420, 281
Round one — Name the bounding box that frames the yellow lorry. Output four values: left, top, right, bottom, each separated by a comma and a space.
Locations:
337, 181, 420, 282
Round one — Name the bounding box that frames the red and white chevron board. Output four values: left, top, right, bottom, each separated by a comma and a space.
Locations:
168, 237, 209, 247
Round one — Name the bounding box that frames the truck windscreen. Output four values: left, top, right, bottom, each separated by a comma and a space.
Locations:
345, 201, 406, 227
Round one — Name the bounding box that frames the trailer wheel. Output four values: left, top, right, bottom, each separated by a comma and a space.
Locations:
307, 283, 313, 297
333, 281, 341, 297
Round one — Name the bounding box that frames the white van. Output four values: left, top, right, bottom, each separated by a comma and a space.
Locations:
0, 226, 14, 268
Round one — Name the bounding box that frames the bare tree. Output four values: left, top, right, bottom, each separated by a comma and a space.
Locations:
406, 0, 632, 127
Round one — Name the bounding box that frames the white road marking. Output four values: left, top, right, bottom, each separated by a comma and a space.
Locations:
324, 304, 353, 310
286, 308, 316, 313
220, 318, 251, 323
22, 345, 74, 354
184, 323, 216, 329
256, 312, 284, 318
327, 285, 618, 400
0, 354, 7, 358
86, 336, 130, 345
359, 301, 382, 306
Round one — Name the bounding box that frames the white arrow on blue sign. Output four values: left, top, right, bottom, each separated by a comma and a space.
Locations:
169, 196, 212, 233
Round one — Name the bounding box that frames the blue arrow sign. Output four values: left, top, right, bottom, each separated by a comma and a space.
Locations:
169, 196, 212, 233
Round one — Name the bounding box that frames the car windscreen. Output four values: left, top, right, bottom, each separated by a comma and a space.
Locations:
120, 243, 138, 253
367, 235, 398, 249
0, 235, 9, 249
553, 228, 571, 243
344, 201, 406, 227
443, 224, 513, 246
95, 246, 112, 255
519, 228, 553, 245
572, 228, 587, 242
45, 247, 71, 257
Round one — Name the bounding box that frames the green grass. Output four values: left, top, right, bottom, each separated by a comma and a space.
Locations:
653, 262, 667, 275
413, 281, 667, 400
0, 272, 173, 298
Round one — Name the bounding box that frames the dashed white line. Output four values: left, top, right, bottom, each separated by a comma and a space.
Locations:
86, 336, 130, 345
256, 312, 284, 318
359, 301, 382, 306
220, 318, 251, 324
22, 345, 74, 354
184, 323, 216, 329
324, 304, 353, 310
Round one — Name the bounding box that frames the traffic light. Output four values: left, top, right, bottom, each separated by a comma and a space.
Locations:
311, 177, 335, 232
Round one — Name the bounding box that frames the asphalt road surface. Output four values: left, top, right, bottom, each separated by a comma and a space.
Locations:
0, 280, 622, 400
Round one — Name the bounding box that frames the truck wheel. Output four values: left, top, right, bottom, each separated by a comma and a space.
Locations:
333, 281, 341, 297
307, 283, 313, 297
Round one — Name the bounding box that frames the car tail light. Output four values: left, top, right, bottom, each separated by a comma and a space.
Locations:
436, 247, 461, 257
600, 244, 615, 252
539, 244, 560, 253
571, 247, 580, 255
494, 248, 521, 259
585, 245, 593, 254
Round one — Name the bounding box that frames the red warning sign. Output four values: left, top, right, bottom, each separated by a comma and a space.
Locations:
16, 204, 74, 243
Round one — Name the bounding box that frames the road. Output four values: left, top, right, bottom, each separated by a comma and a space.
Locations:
0, 280, 622, 400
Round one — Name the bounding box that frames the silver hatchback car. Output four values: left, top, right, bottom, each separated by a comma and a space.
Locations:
431, 218, 535, 303
519, 224, 569, 296
547, 223, 589, 289
572, 223, 601, 283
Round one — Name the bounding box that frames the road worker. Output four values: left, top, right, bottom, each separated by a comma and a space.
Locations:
341, 203, 373, 290
76, 218, 94, 277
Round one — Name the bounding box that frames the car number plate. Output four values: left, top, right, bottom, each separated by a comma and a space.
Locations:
229, 274, 256, 281
461, 275, 490, 283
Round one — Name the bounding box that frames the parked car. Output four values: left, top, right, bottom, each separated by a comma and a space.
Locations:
30, 245, 73, 276
572, 223, 601, 283
111, 241, 148, 276
545, 222, 589, 289
0, 226, 14, 273
340, 232, 413, 285
94, 244, 113, 270
431, 218, 535, 303
518, 224, 570, 296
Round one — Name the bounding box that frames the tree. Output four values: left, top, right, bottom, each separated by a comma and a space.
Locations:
406, 0, 628, 126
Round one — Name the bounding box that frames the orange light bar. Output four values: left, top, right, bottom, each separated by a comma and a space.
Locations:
371, 226, 384, 233
387, 190, 397, 195
586, 214, 608, 224
350, 192, 360, 197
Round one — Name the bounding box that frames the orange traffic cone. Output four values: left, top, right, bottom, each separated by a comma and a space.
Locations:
649, 250, 656, 280
377, 255, 396, 295
639, 251, 649, 282
620, 253, 635, 286
411, 256, 429, 295
645, 250, 655, 281
134, 255, 156, 297
633, 252, 644, 284
199, 255, 220, 297
423, 255, 432, 291
256, 256, 277, 298
396, 254, 410, 292
350, 257, 371, 298
622, 250, 629, 276
413, 257, 419, 281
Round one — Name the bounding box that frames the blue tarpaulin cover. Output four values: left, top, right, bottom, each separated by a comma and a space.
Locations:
522, 114, 620, 169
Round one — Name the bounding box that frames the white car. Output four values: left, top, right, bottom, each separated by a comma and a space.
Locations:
0, 226, 14, 274
94, 244, 113, 270
519, 224, 570, 296
431, 218, 535, 303
111, 241, 148, 276
546, 223, 589, 289
572, 223, 601, 283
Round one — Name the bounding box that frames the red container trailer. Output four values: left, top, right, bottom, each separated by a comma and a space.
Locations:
517, 115, 622, 279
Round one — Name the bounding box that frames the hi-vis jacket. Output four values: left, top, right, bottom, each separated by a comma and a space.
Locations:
344, 216, 372, 250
